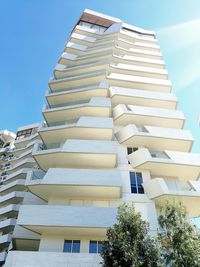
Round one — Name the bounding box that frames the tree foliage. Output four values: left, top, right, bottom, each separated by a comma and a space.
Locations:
101, 203, 163, 267
158, 201, 200, 267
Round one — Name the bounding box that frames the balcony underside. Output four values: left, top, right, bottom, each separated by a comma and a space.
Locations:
39, 126, 113, 146
43, 106, 111, 125
133, 161, 200, 181
114, 113, 184, 129
17, 205, 117, 236
46, 88, 108, 107
154, 195, 200, 217
34, 151, 116, 171
119, 132, 193, 152
111, 94, 176, 109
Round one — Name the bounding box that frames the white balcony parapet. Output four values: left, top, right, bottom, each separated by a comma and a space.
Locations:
113, 54, 165, 69
128, 148, 200, 180
0, 179, 25, 195
17, 205, 117, 235
11, 140, 37, 157
113, 104, 185, 128
0, 234, 11, 247
116, 124, 193, 152
14, 133, 39, 149
0, 218, 16, 231
33, 139, 117, 170
4, 158, 36, 175
58, 50, 112, 66
118, 37, 160, 51
143, 178, 200, 216
38, 117, 114, 145
110, 86, 177, 109
110, 63, 168, 79
115, 45, 162, 59
69, 32, 115, 46
8, 149, 33, 165
46, 80, 109, 107
49, 69, 107, 91
26, 168, 122, 200
43, 97, 111, 125
108, 72, 171, 92
2, 168, 30, 184
0, 251, 6, 262
74, 24, 118, 38
64, 41, 115, 56
0, 191, 25, 205
0, 204, 19, 219
54, 59, 110, 79
4, 251, 101, 267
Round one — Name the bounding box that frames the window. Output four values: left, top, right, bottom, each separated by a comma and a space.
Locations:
127, 147, 138, 155
63, 240, 80, 253
89, 240, 107, 254
130, 172, 144, 194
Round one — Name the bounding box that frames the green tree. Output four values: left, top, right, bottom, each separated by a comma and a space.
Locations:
101, 203, 163, 267
158, 201, 200, 267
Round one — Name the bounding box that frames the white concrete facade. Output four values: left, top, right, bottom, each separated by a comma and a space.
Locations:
4, 8, 200, 267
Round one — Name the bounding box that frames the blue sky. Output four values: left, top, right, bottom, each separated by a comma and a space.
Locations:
1, 0, 200, 151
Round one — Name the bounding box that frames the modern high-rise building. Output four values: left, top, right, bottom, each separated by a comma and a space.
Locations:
3, 9, 200, 267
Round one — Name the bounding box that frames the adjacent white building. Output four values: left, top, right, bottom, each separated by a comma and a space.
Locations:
3, 9, 200, 267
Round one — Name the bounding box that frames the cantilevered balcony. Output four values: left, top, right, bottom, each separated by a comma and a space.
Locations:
43, 97, 111, 125
69, 32, 115, 46
110, 87, 177, 109
45, 80, 109, 107
0, 179, 25, 195
0, 204, 19, 219
108, 72, 171, 92
33, 139, 117, 170
114, 45, 162, 60
110, 63, 168, 79
38, 117, 113, 146
4, 251, 101, 267
143, 178, 200, 216
0, 234, 11, 249
49, 69, 107, 92
54, 59, 110, 79
116, 125, 193, 152
64, 41, 115, 56
113, 104, 185, 128
0, 218, 16, 233
117, 37, 160, 52
128, 148, 200, 180
2, 168, 30, 184
73, 24, 117, 39
3, 158, 36, 175
0, 191, 25, 206
113, 54, 165, 69
26, 168, 122, 201
17, 205, 117, 236
58, 50, 112, 66
119, 29, 157, 45
8, 149, 33, 165
11, 140, 36, 157
14, 133, 39, 149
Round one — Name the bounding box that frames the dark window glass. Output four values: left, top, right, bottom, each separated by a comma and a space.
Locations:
63, 240, 80, 253
72, 240, 80, 253
98, 241, 103, 254
89, 241, 97, 253
63, 240, 72, 253
130, 172, 144, 194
